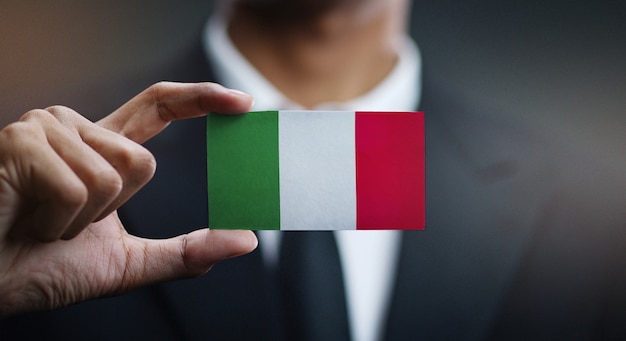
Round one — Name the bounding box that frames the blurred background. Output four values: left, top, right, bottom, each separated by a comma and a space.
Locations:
1, 0, 625, 164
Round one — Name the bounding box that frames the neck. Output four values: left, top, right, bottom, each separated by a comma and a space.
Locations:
228, 1, 409, 108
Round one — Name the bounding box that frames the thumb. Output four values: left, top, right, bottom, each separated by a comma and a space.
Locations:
126, 229, 258, 286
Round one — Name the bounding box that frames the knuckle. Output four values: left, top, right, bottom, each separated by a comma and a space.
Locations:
44, 105, 79, 124
45, 105, 74, 116
116, 144, 157, 183
132, 147, 157, 182
17, 106, 81, 130
149, 81, 175, 122
147, 81, 172, 104
90, 167, 124, 199
199, 81, 220, 91
19, 109, 54, 123
45, 105, 71, 114
150, 81, 173, 93
0, 121, 30, 139
0, 122, 43, 150
57, 181, 89, 210
150, 81, 164, 90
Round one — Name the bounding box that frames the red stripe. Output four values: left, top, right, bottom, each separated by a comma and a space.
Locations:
355, 111, 425, 230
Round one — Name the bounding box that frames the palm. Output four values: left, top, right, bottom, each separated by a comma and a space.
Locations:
1, 212, 142, 313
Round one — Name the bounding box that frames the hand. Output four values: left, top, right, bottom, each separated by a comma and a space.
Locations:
0, 82, 257, 316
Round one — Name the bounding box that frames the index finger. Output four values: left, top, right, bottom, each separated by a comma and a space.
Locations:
97, 82, 253, 144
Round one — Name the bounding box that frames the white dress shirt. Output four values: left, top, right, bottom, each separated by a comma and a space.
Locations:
203, 12, 422, 341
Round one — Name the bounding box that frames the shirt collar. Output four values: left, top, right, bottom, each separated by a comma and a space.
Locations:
203, 11, 422, 111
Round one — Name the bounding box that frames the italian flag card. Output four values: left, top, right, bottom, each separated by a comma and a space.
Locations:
207, 110, 424, 230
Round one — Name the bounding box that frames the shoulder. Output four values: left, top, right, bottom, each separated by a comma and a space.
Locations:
421, 74, 621, 192
419, 76, 626, 338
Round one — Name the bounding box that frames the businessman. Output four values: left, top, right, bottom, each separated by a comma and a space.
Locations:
2, 0, 626, 340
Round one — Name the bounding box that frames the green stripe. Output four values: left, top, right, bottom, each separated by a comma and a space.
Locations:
207, 111, 280, 229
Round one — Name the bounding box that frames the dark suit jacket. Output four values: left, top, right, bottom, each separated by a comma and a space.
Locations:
2, 35, 626, 341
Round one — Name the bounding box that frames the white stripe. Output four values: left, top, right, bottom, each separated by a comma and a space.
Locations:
278, 110, 356, 230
